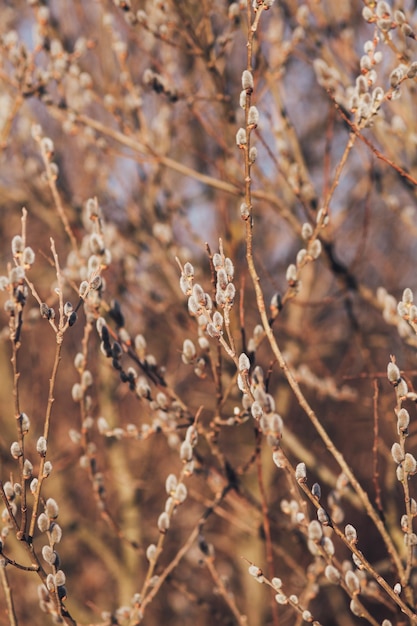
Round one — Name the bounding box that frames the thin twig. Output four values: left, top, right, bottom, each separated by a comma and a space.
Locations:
0, 565, 18, 626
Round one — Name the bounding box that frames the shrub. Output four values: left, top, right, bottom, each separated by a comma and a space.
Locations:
0, 1, 417, 625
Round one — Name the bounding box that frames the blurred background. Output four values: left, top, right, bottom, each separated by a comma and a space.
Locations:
0, 1, 417, 625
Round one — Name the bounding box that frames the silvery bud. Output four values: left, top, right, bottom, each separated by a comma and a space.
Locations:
307, 520, 322, 542
43, 461, 52, 477
286, 264, 297, 284
387, 362, 400, 384
402, 288, 413, 304
180, 441, 193, 462
50, 522, 62, 544
11, 236, 24, 256
345, 524, 358, 544
238, 353, 250, 372
37, 436, 48, 456
301, 222, 313, 240
157, 512, 170, 533
242, 70, 254, 90
37, 513, 50, 533
248, 106, 259, 126
404, 453, 417, 474
146, 544, 157, 562
236, 128, 247, 146
20, 412, 30, 434
174, 482, 187, 503
397, 408, 410, 433
42, 545, 57, 565
182, 339, 196, 364
23, 459, 33, 479
345, 570, 360, 593
45, 498, 59, 519
10, 442, 22, 459
391, 443, 404, 464
325, 565, 340, 583
295, 462, 306, 483
165, 474, 177, 495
